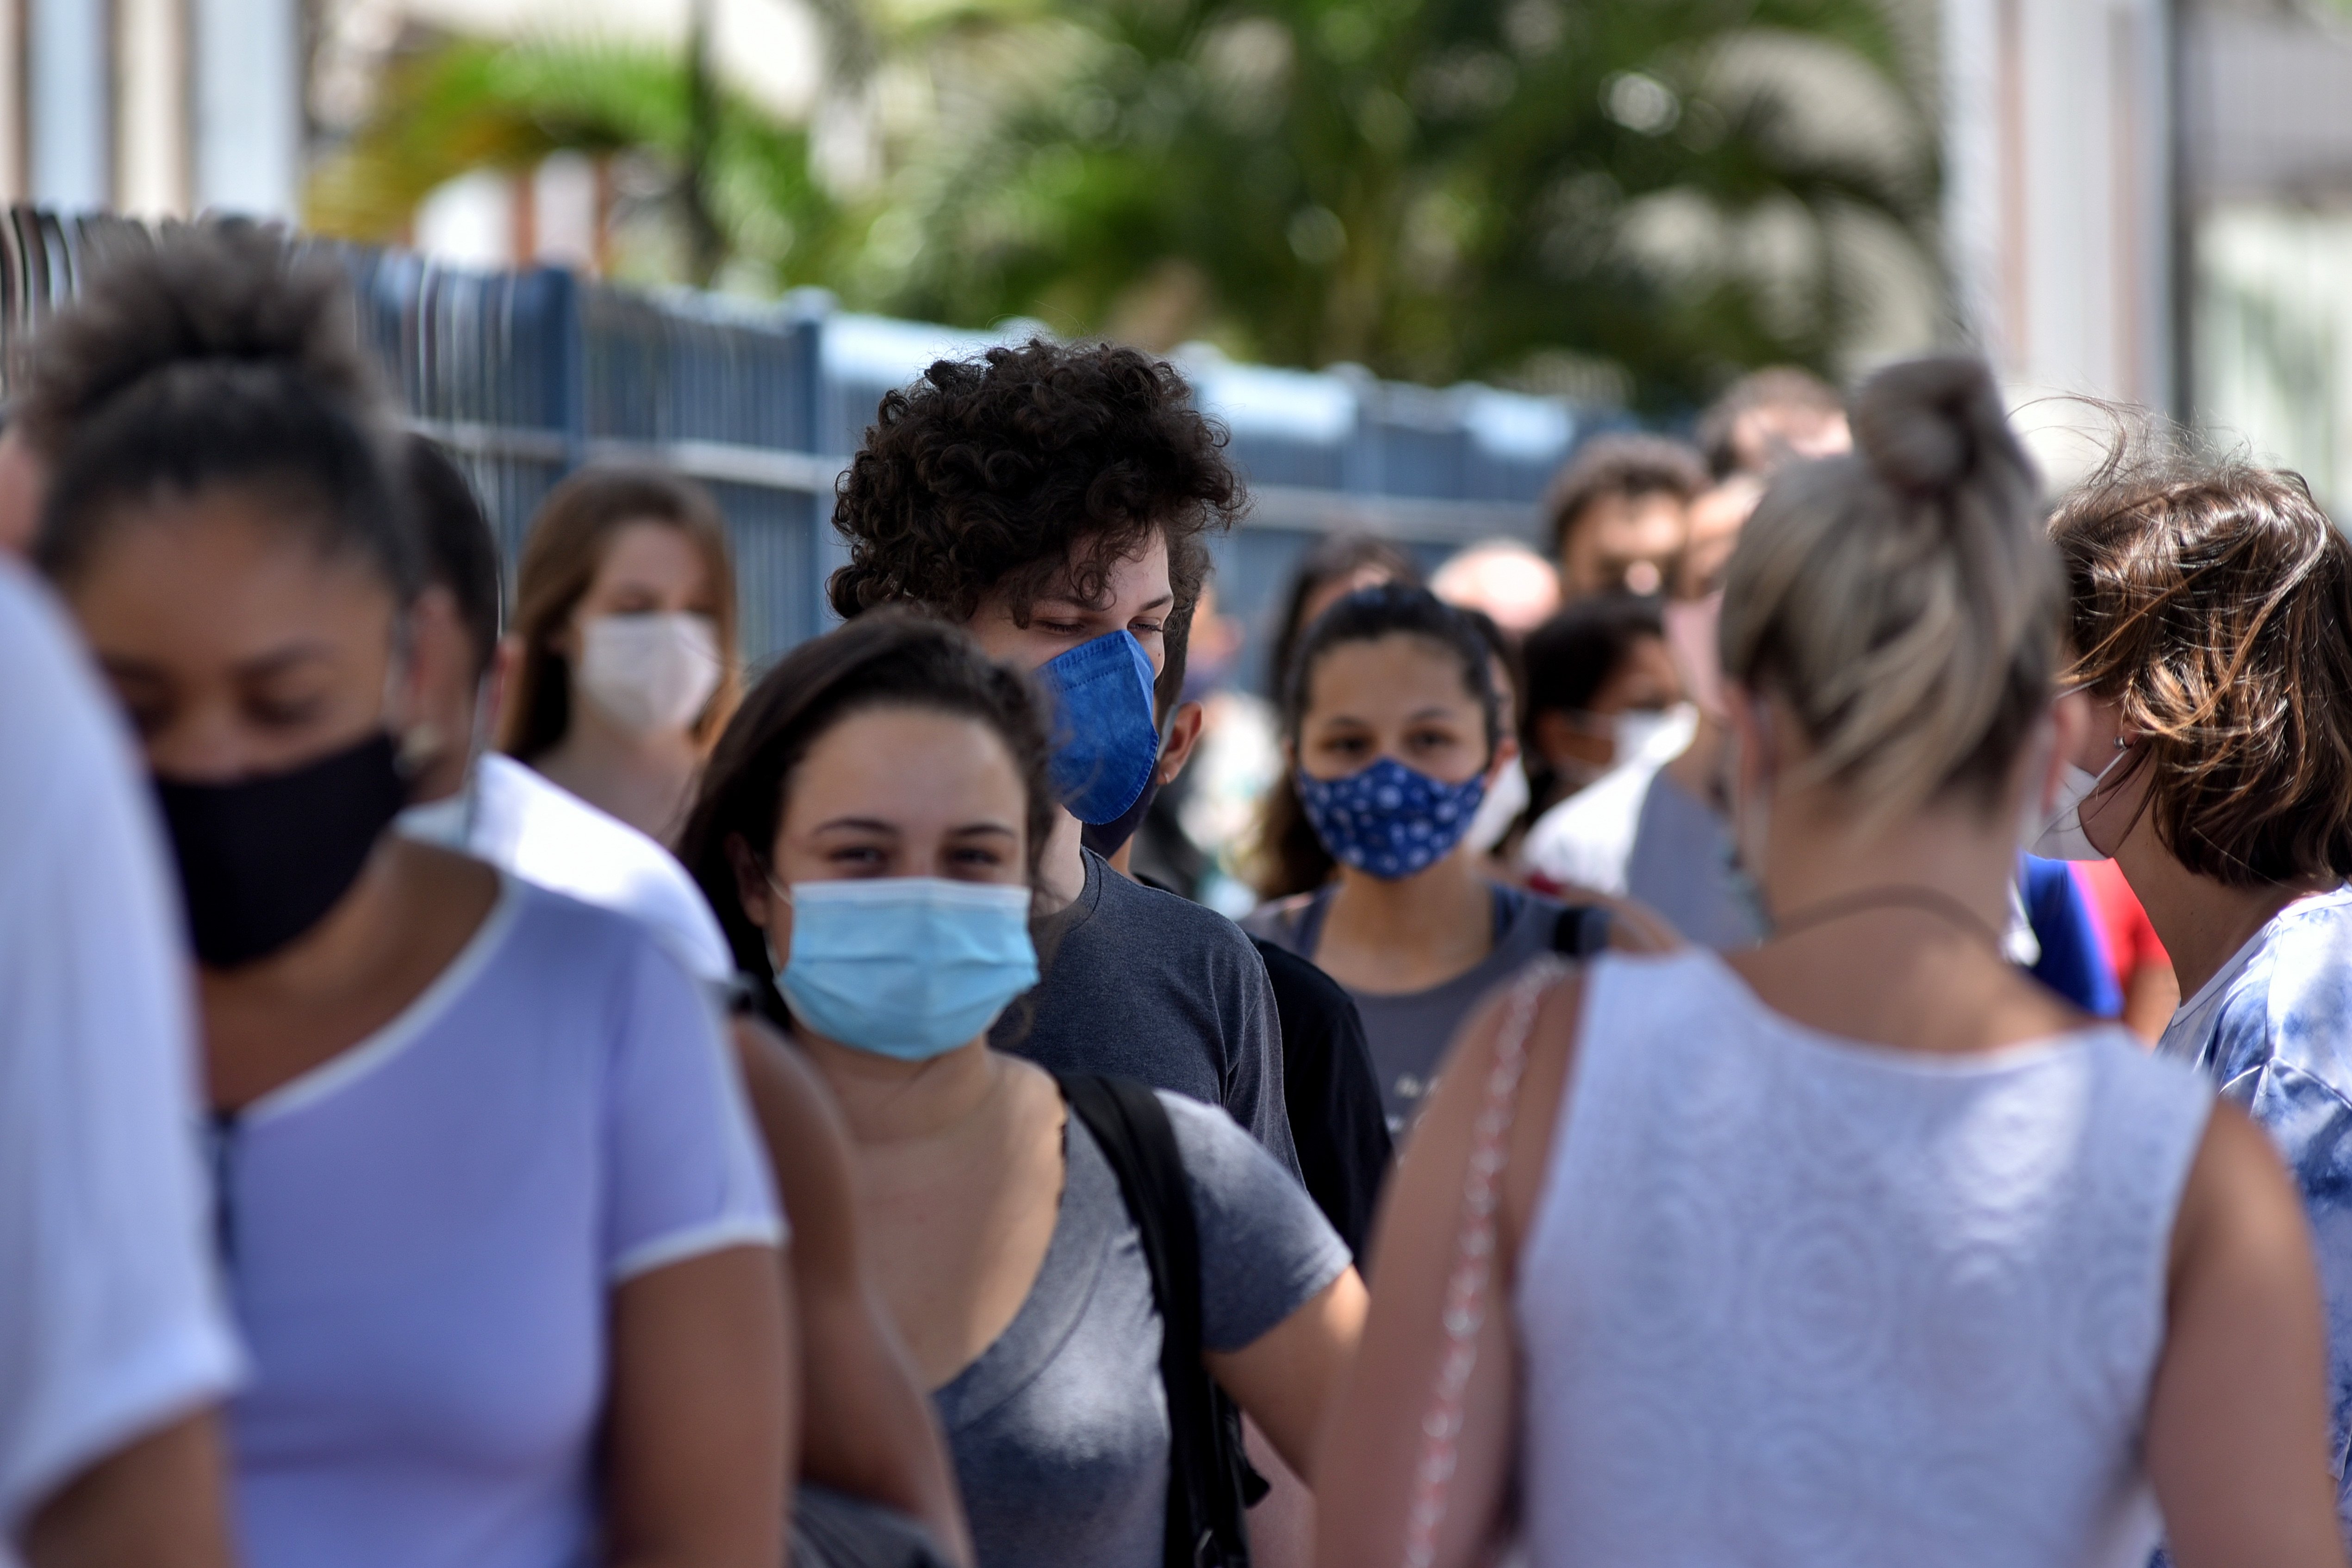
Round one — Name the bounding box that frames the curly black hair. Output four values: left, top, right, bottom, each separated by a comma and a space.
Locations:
828, 339, 1244, 629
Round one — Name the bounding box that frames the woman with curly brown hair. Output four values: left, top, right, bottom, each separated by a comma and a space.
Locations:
2041, 451, 2352, 1540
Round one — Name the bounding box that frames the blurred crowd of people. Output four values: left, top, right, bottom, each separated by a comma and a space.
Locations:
6, 220, 2352, 1568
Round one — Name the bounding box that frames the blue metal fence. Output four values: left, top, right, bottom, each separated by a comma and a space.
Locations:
2, 212, 1609, 685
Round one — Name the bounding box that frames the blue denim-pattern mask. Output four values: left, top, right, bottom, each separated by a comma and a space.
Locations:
774, 877, 1040, 1059
1295, 756, 1489, 880
1038, 630, 1160, 825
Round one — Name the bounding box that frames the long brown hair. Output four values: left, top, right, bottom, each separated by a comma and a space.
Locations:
498, 466, 741, 761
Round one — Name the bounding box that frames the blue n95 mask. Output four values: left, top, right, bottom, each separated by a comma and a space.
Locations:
775, 878, 1040, 1059
1038, 630, 1161, 825
1296, 756, 1489, 880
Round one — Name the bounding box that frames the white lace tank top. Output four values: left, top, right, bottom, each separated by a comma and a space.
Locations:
1514, 948, 2212, 1568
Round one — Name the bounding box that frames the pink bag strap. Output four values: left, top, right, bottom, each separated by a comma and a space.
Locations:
1402, 954, 1571, 1568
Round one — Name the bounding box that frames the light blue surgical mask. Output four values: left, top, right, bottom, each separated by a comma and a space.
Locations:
772, 877, 1039, 1060
1038, 630, 1161, 825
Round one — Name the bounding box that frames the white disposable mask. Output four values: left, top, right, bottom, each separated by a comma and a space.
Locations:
1612, 703, 1695, 770
1463, 756, 1530, 855
2028, 748, 2126, 861
577, 612, 722, 736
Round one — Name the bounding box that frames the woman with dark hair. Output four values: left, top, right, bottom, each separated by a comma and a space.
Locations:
1244, 586, 1607, 1134
2042, 452, 2352, 1538
501, 467, 740, 845
678, 612, 1366, 1568
1248, 534, 1423, 900
1516, 597, 1685, 811
27, 225, 789, 1568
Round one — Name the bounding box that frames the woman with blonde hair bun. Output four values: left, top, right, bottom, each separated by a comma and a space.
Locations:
1318, 357, 2347, 1568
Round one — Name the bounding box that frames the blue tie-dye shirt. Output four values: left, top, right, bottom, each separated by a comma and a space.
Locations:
2159, 887, 2352, 1535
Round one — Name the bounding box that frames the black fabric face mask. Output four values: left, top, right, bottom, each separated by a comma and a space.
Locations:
154, 732, 409, 969
1081, 766, 1165, 861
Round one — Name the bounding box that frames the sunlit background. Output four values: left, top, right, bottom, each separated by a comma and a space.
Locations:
0, 0, 2345, 508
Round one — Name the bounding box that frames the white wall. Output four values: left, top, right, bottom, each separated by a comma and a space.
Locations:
0, 0, 302, 216
1943, 0, 2174, 443
28, 0, 109, 207
194, 0, 303, 218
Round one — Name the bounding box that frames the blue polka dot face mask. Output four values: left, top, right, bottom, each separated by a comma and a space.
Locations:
1294, 756, 1490, 880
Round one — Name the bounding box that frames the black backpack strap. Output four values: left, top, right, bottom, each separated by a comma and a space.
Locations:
1058, 1074, 1254, 1568
1551, 902, 1613, 958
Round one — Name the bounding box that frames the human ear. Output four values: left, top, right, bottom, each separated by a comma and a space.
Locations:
728, 834, 780, 939
394, 586, 469, 771
551, 607, 586, 667
2042, 690, 2092, 818
1486, 731, 1521, 784
478, 637, 515, 745
1724, 681, 1774, 798
1157, 701, 1206, 784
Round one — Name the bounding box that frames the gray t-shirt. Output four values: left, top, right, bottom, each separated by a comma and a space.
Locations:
937, 1090, 1349, 1568
997, 850, 1299, 1173
1245, 883, 1567, 1132
1625, 770, 1765, 951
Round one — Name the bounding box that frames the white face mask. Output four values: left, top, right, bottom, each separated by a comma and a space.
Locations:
2028, 747, 2126, 861
577, 612, 722, 736
1463, 756, 1530, 856
1612, 703, 1695, 770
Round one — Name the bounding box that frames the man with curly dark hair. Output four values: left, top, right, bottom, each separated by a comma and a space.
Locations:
830, 338, 1297, 1170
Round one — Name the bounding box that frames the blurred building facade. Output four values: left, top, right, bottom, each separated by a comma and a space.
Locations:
1942, 0, 2178, 433
1943, 0, 2352, 514
12, 0, 2352, 521
2182, 0, 2352, 511
0, 0, 305, 217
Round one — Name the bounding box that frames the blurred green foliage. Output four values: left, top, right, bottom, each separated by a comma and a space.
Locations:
308, 0, 1936, 409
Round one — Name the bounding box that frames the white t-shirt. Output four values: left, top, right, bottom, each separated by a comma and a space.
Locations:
0, 564, 242, 1560
399, 753, 734, 983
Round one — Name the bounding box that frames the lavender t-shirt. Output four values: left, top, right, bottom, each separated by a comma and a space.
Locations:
212, 877, 783, 1568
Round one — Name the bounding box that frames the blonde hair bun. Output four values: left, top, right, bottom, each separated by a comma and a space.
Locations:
1852, 355, 2013, 498
1717, 354, 2060, 824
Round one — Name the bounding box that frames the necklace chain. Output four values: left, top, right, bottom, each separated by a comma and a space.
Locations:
1767, 884, 2006, 953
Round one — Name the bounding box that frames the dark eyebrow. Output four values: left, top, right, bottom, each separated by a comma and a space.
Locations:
103, 641, 336, 686
810, 816, 902, 835
98, 655, 171, 687
232, 642, 340, 681
1313, 706, 1465, 729
809, 817, 1018, 839
1031, 590, 1176, 616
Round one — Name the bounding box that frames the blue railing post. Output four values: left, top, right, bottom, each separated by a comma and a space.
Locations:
518, 264, 586, 474
786, 291, 846, 635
